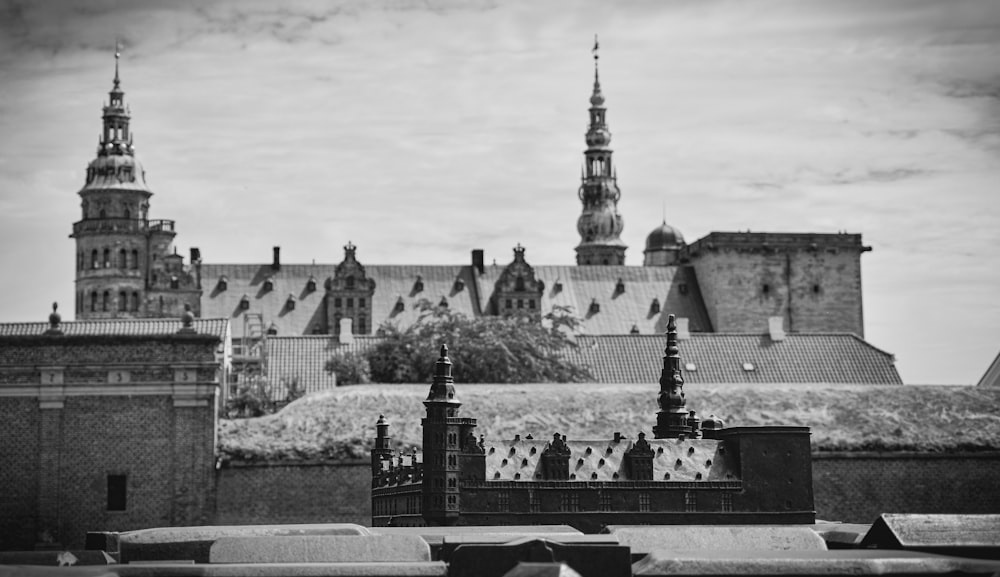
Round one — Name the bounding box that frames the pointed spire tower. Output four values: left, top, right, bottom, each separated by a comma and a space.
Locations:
653, 314, 692, 438
71, 42, 201, 320
421, 345, 472, 525
575, 35, 627, 266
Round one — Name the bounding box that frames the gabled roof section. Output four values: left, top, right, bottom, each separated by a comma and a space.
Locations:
0, 318, 229, 341
476, 264, 712, 334
483, 437, 737, 482
567, 333, 902, 385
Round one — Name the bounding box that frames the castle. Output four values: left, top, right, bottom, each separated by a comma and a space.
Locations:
370, 315, 815, 532
70, 46, 872, 342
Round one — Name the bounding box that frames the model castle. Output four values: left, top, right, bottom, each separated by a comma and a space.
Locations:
370, 314, 816, 532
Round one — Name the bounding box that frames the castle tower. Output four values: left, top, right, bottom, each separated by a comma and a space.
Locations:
575, 36, 627, 266
71, 46, 200, 319
653, 314, 692, 439
643, 221, 685, 266
371, 414, 393, 477
421, 345, 463, 525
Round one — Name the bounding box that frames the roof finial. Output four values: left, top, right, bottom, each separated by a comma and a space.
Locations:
592, 34, 600, 83
114, 37, 122, 88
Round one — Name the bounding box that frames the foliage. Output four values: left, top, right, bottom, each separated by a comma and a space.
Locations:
282, 377, 306, 403
224, 377, 276, 419
325, 350, 372, 386
365, 301, 592, 383
217, 383, 1000, 461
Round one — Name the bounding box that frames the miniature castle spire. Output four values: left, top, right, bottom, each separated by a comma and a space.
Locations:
653, 314, 691, 438
425, 344, 459, 405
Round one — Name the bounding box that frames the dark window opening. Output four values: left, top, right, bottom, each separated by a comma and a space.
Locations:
102, 291, 110, 312
812, 284, 821, 294
131, 250, 139, 270
346, 297, 354, 308
92, 250, 99, 269
107, 474, 127, 511
334, 297, 342, 308
118, 291, 127, 312
528, 299, 535, 310
517, 299, 523, 309
762, 284, 771, 295
515, 276, 526, 292
119, 249, 127, 269
505, 299, 512, 309
345, 277, 355, 290
358, 297, 365, 308
103, 249, 110, 268
131, 292, 139, 312
91, 291, 97, 312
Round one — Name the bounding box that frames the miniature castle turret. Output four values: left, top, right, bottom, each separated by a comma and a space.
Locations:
421, 344, 464, 525
654, 314, 694, 438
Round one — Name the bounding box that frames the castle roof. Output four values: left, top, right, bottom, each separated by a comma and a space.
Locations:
567, 333, 902, 385
484, 436, 738, 483
0, 318, 230, 341
201, 262, 712, 337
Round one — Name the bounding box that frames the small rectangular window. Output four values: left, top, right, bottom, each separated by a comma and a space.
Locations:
107, 474, 127, 511
639, 492, 650, 512
721, 493, 733, 512
359, 297, 366, 308
685, 491, 696, 513
346, 298, 354, 308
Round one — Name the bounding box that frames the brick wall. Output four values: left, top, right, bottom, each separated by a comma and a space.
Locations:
216, 453, 1000, 528
0, 398, 40, 549
215, 461, 371, 526
812, 451, 1000, 523
685, 233, 865, 336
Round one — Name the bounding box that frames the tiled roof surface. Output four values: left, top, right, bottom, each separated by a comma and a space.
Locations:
201, 262, 711, 337
567, 333, 902, 385
483, 437, 736, 482
0, 318, 230, 341
265, 332, 900, 393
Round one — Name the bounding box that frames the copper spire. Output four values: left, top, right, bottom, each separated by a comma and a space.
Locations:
654, 314, 691, 438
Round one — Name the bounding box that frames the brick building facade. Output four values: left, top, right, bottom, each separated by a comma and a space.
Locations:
371, 315, 816, 532
0, 309, 230, 550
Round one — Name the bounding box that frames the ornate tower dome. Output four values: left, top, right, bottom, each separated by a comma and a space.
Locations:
70, 45, 201, 320
575, 36, 627, 266
643, 220, 685, 267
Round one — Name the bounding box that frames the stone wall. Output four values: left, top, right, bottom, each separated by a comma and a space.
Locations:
812, 451, 1000, 523
216, 452, 1000, 528
215, 461, 371, 526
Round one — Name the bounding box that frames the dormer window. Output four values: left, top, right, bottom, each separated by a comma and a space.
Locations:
239, 295, 250, 310
453, 278, 465, 292
650, 298, 661, 314
286, 294, 296, 310
630, 324, 639, 334
263, 277, 274, 292
589, 299, 600, 314
553, 280, 563, 293
439, 296, 448, 308
394, 297, 405, 313
615, 278, 625, 294
414, 276, 424, 293
306, 277, 317, 292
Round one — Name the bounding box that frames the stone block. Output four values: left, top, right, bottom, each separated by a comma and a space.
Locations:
117, 523, 370, 563
0, 550, 114, 566
440, 535, 619, 563
631, 549, 1000, 576
605, 525, 826, 557
502, 562, 583, 577
209, 535, 431, 564
448, 538, 631, 577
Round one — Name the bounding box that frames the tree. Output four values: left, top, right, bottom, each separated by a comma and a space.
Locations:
325, 350, 372, 386
365, 301, 592, 383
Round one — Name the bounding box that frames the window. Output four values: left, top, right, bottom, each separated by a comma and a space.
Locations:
529, 491, 540, 513
90, 291, 97, 312
103, 249, 110, 268
131, 292, 139, 312
334, 297, 342, 308
131, 249, 139, 270
447, 477, 457, 488
560, 493, 579, 512
359, 297, 365, 308
762, 284, 771, 295
107, 474, 127, 511
505, 299, 512, 309
346, 277, 355, 290
118, 291, 127, 312
600, 492, 612, 512
721, 493, 733, 512
119, 249, 127, 269
102, 291, 110, 312
498, 492, 510, 512
685, 491, 696, 513
528, 299, 535, 310
346, 298, 354, 308
515, 276, 525, 291
517, 299, 523, 309
639, 492, 650, 512
91, 249, 99, 269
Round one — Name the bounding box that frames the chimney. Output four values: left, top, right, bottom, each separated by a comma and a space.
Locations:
472, 249, 485, 274
675, 317, 691, 340
190, 247, 201, 263
339, 317, 354, 345
272, 246, 281, 271
768, 316, 786, 341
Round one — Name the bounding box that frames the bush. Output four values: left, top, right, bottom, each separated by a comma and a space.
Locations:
225, 378, 276, 418
325, 350, 372, 385
365, 301, 592, 383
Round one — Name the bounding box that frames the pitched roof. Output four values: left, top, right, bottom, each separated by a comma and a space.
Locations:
977, 349, 1000, 387
567, 333, 902, 385
264, 331, 901, 391
201, 262, 711, 337
0, 318, 230, 341
484, 437, 737, 482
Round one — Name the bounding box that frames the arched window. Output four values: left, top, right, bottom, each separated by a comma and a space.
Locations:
91, 250, 99, 269
124, 208, 131, 219
345, 277, 355, 290
118, 291, 127, 312
91, 291, 97, 312
103, 249, 110, 268
119, 249, 127, 269
515, 276, 525, 292
102, 291, 110, 312
131, 292, 139, 312
131, 249, 139, 270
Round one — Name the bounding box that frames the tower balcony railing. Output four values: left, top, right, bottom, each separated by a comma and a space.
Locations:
72, 218, 176, 235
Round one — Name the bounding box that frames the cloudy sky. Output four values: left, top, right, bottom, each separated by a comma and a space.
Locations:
1, 0, 998, 384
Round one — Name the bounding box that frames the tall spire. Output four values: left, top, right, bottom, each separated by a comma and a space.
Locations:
575, 35, 626, 266
99, 39, 132, 158
114, 38, 122, 89
654, 315, 691, 438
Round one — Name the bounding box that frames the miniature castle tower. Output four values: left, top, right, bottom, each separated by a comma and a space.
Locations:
421, 345, 465, 525
71, 45, 200, 319
575, 36, 627, 266
371, 414, 393, 478
654, 314, 692, 438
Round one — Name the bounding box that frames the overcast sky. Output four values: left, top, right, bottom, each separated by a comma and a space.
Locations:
1, 0, 998, 384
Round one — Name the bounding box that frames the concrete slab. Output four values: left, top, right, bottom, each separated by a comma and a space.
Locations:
605, 525, 826, 556
209, 535, 431, 564
448, 538, 631, 577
